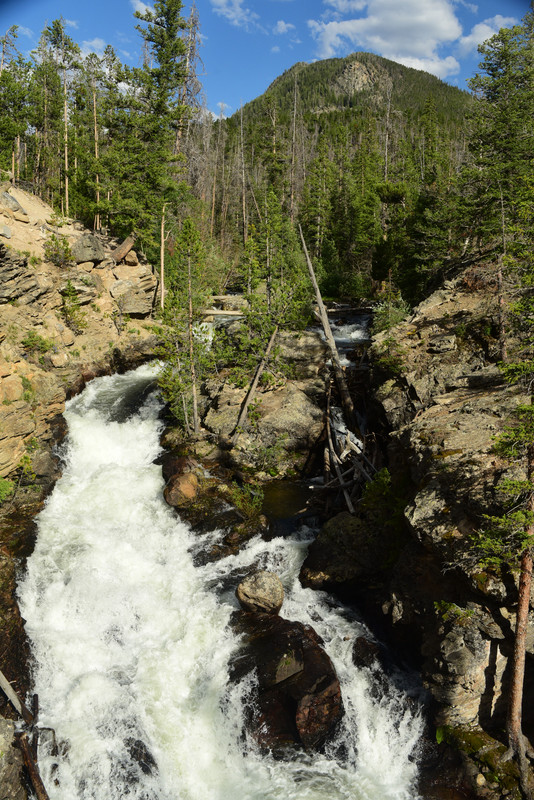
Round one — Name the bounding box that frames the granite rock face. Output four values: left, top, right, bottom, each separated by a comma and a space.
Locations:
300, 272, 533, 740
368, 276, 532, 730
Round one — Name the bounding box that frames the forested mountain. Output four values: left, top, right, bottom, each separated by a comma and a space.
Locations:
186, 51, 472, 302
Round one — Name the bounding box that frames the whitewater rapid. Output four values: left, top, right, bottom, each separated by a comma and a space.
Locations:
18, 364, 424, 800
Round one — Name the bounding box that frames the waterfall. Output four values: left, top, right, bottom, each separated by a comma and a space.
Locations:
18, 364, 424, 800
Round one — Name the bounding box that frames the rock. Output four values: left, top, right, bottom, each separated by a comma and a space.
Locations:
236, 570, 284, 614
0, 718, 26, 800
110, 279, 156, 316
0, 244, 53, 305
202, 376, 324, 476
60, 272, 98, 305
0, 375, 23, 403
300, 511, 385, 590
230, 612, 343, 752
50, 352, 69, 367
72, 233, 106, 264
367, 279, 534, 732
0, 224, 11, 239
157, 452, 197, 484
163, 471, 199, 507
0, 191, 25, 214
124, 250, 139, 266
277, 330, 327, 378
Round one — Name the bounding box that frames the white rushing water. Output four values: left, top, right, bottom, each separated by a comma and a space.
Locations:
18, 364, 424, 800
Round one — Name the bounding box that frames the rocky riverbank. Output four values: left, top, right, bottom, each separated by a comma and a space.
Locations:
300, 268, 533, 798
1, 184, 531, 799
0, 186, 162, 796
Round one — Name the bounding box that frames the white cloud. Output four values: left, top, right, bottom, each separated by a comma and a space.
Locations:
65, 19, 79, 30
17, 26, 34, 39
454, 0, 478, 13
309, 0, 463, 79
130, 0, 153, 15
271, 45, 281, 52
458, 15, 518, 56
81, 38, 107, 57
274, 20, 296, 34
210, 0, 259, 28
324, 0, 368, 12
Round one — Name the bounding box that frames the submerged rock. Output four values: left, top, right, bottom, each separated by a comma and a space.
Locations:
230, 612, 343, 752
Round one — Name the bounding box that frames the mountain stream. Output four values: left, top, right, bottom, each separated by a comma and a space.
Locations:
18, 362, 424, 800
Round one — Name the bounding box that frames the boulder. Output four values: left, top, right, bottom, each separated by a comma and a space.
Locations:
110, 280, 156, 316
71, 233, 106, 264
236, 570, 284, 614
163, 471, 199, 507
124, 250, 139, 266
0, 192, 25, 214
300, 511, 385, 590
0, 718, 26, 800
230, 612, 343, 752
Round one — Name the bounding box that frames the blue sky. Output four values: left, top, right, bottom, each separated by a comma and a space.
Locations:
0, 0, 530, 116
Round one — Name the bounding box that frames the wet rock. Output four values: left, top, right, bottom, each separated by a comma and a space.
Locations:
300, 511, 385, 590
236, 570, 284, 614
156, 452, 197, 485
125, 738, 157, 776
230, 612, 343, 752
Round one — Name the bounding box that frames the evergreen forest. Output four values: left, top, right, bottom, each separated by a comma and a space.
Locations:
0, 1, 531, 317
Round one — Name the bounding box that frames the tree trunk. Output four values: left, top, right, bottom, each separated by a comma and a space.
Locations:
62, 63, 69, 217
93, 81, 100, 231
160, 206, 166, 310
187, 252, 199, 434
231, 324, 279, 444
506, 443, 534, 799
240, 104, 247, 245
16, 732, 50, 800
110, 234, 136, 264
299, 225, 357, 432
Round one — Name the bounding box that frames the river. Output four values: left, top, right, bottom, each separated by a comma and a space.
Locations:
18, 363, 424, 800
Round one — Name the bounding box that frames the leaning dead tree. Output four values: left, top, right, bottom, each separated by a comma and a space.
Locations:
299, 225, 357, 432
299, 226, 375, 513
231, 324, 279, 445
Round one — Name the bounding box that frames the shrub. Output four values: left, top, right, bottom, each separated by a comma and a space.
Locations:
0, 478, 14, 504
21, 331, 55, 354
44, 233, 72, 267
61, 280, 86, 333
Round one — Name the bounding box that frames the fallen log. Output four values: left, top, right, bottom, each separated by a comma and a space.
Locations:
110, 233, 136, 264
16, 732, 50, 800
0, 667, 33, 724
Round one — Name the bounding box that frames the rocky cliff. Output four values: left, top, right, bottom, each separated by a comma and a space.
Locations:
301, 267, 532, 796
